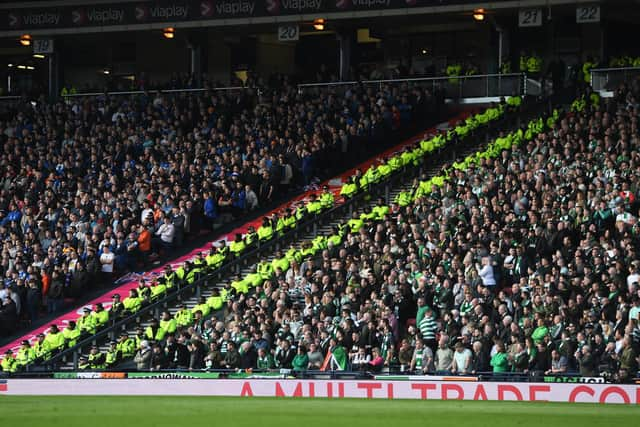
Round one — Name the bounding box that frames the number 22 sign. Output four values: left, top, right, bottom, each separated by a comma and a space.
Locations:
576, 5, 600, 23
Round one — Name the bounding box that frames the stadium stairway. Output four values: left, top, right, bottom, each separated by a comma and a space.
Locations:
54, 106, 532, 371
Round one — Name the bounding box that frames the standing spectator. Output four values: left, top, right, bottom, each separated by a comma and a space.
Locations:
26, 280, 40, 323
171, 207, 185, 248
546, 349, 568, 375
134, 340, 152, 370
418, 307, 437, 352
476, 256, 496, 289
434, 337, 454, 373
188, 339, 205, 370
351, 346, 371, 371
223, 341, 240, 369
240, 342, 257, 370
307, 343, 324, 369
410, 339, 434, 373
491, 340, 510, 373
47, 270, 63, 314
451, 341, 473, 374
575, 345, 596, 377
245, 185, 259, 211
99, 246, 115, 285
470, 341, 489, 374
137, 224, 152, 268
150, 343, 169, 371
152, 217, 175, 257
292, 345, 309, 371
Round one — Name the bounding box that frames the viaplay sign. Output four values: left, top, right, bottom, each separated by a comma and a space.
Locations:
0, 0, 494, 32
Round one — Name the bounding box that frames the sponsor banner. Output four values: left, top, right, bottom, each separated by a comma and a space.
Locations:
53, 372, 127, 379
0, 1, 500, 32
544, 376, 606, 384
0, 113, 466, 358
374, 375, 478, 382
3, 379, 640, 403
128, 372, 221, 379
227, 372, 294, 379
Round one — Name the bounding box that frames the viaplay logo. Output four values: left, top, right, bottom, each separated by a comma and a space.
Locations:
266, 0, 280, 14
71, 9, 88, 25
339, 0, 391, 8
211, 0, 256, 16
267, 0, 322, 14
200, 0, 213, 17
135, 5, 150, 21
8, 12, 21, 28
9, 11, 60, 27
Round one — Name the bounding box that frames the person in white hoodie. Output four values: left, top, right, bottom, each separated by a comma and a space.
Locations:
476, 256, 496, 288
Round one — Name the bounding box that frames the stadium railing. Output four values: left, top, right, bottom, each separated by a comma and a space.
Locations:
0, 73, 525, 104
297, 73, 526, 102
591, 66, 640, 94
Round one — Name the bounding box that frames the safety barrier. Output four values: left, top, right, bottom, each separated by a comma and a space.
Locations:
297, 73, 526, 101
0, 73, 525, 104
591, 66, 640, 93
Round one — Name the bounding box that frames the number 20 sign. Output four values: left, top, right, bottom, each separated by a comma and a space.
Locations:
278, 25, 299, 42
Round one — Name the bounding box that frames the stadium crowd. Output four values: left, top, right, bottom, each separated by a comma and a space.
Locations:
48, 82, 640, 383
0, 78, 437, 338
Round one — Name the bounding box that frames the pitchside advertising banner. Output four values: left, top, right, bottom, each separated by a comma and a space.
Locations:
0, 0, 506, 32
1, 379, 639, 403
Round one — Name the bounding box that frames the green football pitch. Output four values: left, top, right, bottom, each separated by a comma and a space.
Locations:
1, 396, 638, 426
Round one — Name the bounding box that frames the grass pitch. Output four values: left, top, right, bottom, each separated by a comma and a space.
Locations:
1, 396, 638, 426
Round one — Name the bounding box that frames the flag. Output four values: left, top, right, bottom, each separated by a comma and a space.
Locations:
320, 346, 347, 371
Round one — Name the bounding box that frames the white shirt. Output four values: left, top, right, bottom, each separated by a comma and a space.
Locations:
627, 272, 640, 291
453, 348, 472, 372
477, 264, 496, 286
245, 190, 259, 210
352, 353, 371, 365
100, 252, 114, 273
156, 223, 175, 243
616, 211, 636, 224
141, 208, 154, 224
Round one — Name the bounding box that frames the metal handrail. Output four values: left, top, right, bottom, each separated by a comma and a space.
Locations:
590, 66, 640, 92
0, 73, 525, 102
63, 86, 247, 98
0, 86, 248, 102
296, 73, 525, 88
590, 66, 640, 73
